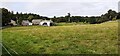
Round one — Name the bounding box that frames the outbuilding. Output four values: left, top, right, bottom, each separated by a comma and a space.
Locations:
39, 20, 54, 26
10, 20, 17, 26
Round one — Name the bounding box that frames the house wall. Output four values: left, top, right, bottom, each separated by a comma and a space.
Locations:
22, 20, 30, 26
11, 20, 17, 26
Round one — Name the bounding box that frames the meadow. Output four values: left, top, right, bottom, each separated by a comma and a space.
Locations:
2, 20, 118, 54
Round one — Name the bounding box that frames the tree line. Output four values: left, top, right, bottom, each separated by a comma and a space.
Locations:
0, 8, 120, 26
51, 9, 119, 24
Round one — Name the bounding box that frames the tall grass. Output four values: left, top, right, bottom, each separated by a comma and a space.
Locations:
2, 20, 118, 54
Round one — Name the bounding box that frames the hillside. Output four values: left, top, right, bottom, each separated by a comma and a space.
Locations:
2, 20, 118, 54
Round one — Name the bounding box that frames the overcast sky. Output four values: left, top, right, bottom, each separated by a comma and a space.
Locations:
0, 0, 119, 18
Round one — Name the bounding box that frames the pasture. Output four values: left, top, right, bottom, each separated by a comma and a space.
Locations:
2, 20, 118, 54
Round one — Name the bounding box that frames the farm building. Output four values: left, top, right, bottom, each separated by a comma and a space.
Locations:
39, 20, 54, 26
10, 20, 17, 26
32, 19, 42, 25
21, 19, 54, 26
21, 20, 32, 26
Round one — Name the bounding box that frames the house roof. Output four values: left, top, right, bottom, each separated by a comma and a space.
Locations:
32, 19, 42, 22
22, 20, 30, 23
32, 19, 42, 21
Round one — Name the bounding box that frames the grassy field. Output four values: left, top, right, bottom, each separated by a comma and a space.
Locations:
2, 20, 118, 54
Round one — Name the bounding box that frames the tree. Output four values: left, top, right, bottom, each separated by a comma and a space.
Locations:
98, 9, 117, 23
18, 17, 23, 25
2, 8, 11, 26
117, 12, 120, 19
107, 9, 117, 20
27, 15, 34, 22
67, 13, 71, 22
51, 16, 57, 22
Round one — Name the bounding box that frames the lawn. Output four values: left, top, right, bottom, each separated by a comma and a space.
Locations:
2, 20, 118, 54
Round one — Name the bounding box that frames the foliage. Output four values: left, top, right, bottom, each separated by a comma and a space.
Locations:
27, 15, 34, 22
1, 8, 11, 26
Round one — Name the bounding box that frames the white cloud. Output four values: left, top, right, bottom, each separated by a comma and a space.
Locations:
0, 1, 119, 17
1, 0, 120, 2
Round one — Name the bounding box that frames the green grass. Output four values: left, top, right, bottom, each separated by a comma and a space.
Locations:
55, 22, 88, 26
2, 20, 118, 54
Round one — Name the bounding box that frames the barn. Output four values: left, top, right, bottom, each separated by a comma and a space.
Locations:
39, 20, 54, 26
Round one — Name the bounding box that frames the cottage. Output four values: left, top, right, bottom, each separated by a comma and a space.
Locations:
22, 20, 32, 26
10, 20, 17, 26
39, 20, 54, 26
32, 19, 42, 25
